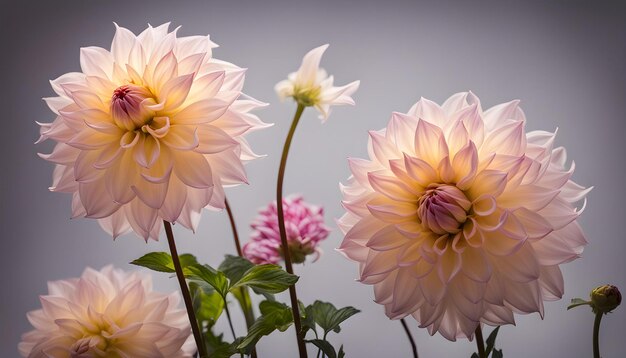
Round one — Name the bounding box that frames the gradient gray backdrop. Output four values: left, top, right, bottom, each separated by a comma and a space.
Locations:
1, 0, 625, 357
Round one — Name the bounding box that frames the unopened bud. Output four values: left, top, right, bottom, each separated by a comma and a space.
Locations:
590, 284, 621, 314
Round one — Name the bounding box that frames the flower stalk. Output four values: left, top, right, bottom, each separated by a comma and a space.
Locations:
400, 318, 419, 358
277, 103, 308, 358
224, 198, 258, 358
475, 326, 486, 358
593, 312, 602, 358
163, 221, 208, 358
225, 198, 244, 257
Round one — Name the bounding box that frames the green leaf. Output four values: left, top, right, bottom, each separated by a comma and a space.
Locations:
492, 349, 504, 358
219, 255, 255, 284
230, 264, 299, 294
338, 345, 345, 358
186, 264, 229, 298
130, 252, 198, 273
567, 298, 591, 310
310, 301, 360, 335
301, 302, 317, 338
203, 329, 233, 357
471, 354, 479, 358
131, 252, 176, 273
190, 282, 224, 327
485, 326, 500, 355
306, 339, 336, 358
237, 301, 293, 350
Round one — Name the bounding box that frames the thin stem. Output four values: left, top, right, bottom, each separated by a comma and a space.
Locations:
224, 198, 258, 358
224, 303, 244, 358
400, 318, 419, 358
224, 303, 238, 340
276, 104, 308, 358
163, 221, 208, 358
593, 312, 603, 358
475, 325, 486, 358
225, 198, 243, 257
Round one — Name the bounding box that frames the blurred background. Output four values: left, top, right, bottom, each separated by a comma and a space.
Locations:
1, 0, 624, 356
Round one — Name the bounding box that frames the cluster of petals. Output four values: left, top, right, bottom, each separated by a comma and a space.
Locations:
338, 92, 591, 340
37, 23, 270, 240
275, 44, 359, 121
19, 266, 194, 357
243, 195, 331, 264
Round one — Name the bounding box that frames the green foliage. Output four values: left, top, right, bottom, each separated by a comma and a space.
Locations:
130, 252, 197, 273
471, 326, 504, 358
186, 264, 230, 298
190, 282, 224, 327
300, 301, 318, 337
307, 339, 338, 358
300, 300, 360, 358
203, 329, 239, 357
230, 264, 299, 294
485, 326, 500, 356
133, 253, 302, 356
237, 301, 294, 350
309, 300, 360, 335
219, 255, 255, 283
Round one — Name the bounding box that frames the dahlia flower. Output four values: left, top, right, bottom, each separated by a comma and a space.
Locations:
243, 195, 331, 264
275, 44, 359, 121
37, 23, 269, 240
18, 265, 194, 357
338, 92, 591, 340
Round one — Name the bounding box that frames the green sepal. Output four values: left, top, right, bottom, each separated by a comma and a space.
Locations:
567, 297, 592, 310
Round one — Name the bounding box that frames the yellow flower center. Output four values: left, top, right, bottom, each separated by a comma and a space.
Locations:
293, 85, 321, 107
417, 184, 471, 235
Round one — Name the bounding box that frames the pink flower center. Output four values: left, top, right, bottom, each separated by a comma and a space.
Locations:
417, 184, 471, 235
70, 336, 107, 357
110, 84, 156, 131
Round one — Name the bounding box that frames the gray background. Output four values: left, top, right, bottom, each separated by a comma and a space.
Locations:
1, 0, 625, 357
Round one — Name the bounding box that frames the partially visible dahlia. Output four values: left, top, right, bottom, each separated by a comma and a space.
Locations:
37, 23, 269, 240
243, 195, 331, 264
275, 44, 359, 121
18, 266, 194, 357
338, 92, 591, 340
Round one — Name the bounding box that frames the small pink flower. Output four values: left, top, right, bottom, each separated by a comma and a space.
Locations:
243, 195, 331, 264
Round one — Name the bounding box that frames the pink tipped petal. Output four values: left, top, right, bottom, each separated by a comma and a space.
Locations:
338, 92, 590, 340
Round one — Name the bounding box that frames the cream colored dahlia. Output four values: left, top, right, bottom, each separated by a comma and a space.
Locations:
37, 23, 270, 240
338, 92, 591, 340
18, 266, 194, 357
275, 44, 359, 121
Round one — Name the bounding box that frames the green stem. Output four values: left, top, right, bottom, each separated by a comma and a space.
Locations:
401, 318, 419, 358
276, 104, 308, 358
224, 198, 258, 358
224, 303, 243, 358
593, 312, 603, 358
163, 221, 208, 358
475, 325, 486, 358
